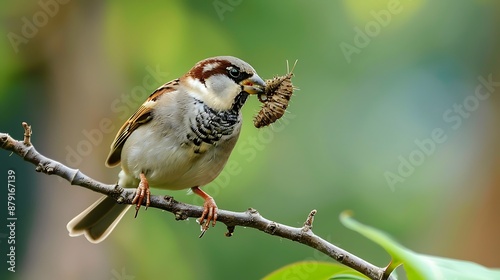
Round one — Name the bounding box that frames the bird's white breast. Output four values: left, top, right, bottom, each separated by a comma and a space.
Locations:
118, 90, 241, 190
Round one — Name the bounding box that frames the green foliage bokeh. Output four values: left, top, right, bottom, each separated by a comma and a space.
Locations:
1, 1, 500, 280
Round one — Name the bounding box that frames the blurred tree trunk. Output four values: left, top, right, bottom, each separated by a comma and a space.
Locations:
452, 8, 500, 266
18, 1, 121, 279
439, 11, 500, 265
454, 84, 500, 267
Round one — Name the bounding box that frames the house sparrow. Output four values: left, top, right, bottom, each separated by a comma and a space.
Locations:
67, 56, 265, 243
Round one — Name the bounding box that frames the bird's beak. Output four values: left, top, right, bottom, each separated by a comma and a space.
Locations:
240, 74, 266, 95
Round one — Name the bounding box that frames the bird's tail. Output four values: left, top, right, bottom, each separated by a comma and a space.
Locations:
67, 196, 131, 243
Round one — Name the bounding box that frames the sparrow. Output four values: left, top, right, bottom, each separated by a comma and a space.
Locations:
67, 56, 265, 243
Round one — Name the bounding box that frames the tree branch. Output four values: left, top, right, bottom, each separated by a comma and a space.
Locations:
0, 123, 394, 280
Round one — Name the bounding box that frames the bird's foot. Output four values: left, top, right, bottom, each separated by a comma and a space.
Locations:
191, 187, 218, 238
132, 173, 150, 218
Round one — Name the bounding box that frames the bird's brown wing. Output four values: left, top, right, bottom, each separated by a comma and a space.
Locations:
105, 81, 179, 167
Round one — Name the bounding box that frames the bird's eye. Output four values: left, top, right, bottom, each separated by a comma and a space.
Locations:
228, 67, 241, 78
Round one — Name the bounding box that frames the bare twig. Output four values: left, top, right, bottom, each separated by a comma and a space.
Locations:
0, 123, 393, 280
22, 122, 32, 146
303, 209, 317, 231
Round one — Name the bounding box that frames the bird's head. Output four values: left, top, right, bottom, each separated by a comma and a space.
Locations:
182, 56, 265, 111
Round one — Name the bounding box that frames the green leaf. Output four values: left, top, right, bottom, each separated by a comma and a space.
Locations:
340, 211, 500, 280
262, 261, 368, 280
264, 212, 500, 280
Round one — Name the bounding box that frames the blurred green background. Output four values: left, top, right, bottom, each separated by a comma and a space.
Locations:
1, 1, 500, 279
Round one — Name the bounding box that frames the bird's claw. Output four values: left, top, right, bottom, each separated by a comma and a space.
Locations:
131, 173, 150, 218
198, 197, 218, 238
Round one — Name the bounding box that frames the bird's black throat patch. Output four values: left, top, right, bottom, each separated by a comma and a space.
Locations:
187, 92, 248, 149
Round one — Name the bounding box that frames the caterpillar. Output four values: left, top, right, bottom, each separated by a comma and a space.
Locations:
254, 60, 297, 128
